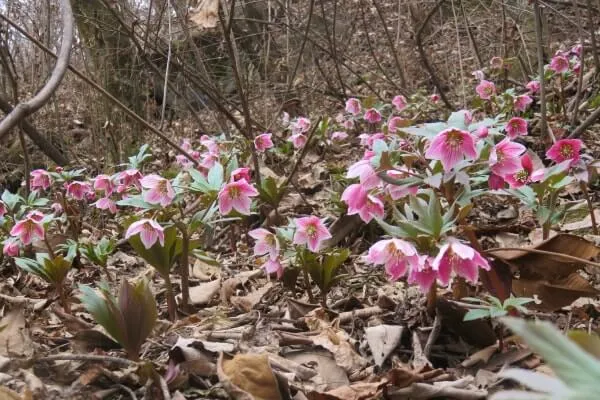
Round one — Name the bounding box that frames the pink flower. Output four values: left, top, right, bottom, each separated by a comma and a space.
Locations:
343, 119, 354, 130
357, 195, 385, 223
181, 139, 192, 152
546, 139, 583, 167
476, 80, 496, 100
288, 133, 307, 149
95, 197, 117, 214
231, 168, 251, 183
550, 55, 569, 73
293, 216, 332, 252
345, 98, 362, 115
119, 169, 143, 188
463, 110, 474, 125
191, 150, 201, 160
50, 202, 63, 215
490, 56, 504, 69
514, 95, 533, 112
387, 117, 405, 133
358, 133, 385, 149
140, 174, 175, 207
200, 153, 218, 169
392, 95, 407, 111
341, 182, 367, 209
573, 62, 581, 75
30, 169, 52, 191
433, 239, 490, 284
2, 238, 20, 257
218, 179, 258, 215
347, 159, 380, 189
248, 228, 280, 260
176, 154, 193, 170
93, 174, 115, 196
200, 135, 219, 154
425, 128, 477, 171
0, 201, 6, 217
366, 239, 420, 281
408, 256, 438, 293
27, 210, 45, 222
254, 133, 274, 152
571, 44, 583, 57
263, 258, 283, 278
331, 131, 349, 142
504, 154, 544, 188
385, 169, 418, 200
475, 126, 489, 139
488, 173, 506, 190
505, 117, 528, 138
125, 219, 165, 249
472, 70, 485, 81
490, 138, 527, 176
10, 215, 44, 245
364, 108, 382, 124
526, 80, 540, 94
430, 94, 440, 103
292, 117, 311, 134
66, 181, 92, 201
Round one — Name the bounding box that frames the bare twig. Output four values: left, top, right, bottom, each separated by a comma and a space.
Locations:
485, 247, 600, 268
570, 0, 585, 124
534, 1, 553, 143
38, 354, 135, 366
587, 0, 600, 71
0, 13, 199, 166
581, 182, 599, 235
0, 0, 73, 138
157, 375, 171, 400
159, 0, 173, 130
569, 103, 600, 138
423, 314, 442, 358
372, 0, 408, 91
460, 0, 483, 69
286, 0, 315, 94
114, 384, 138, 400
415, 0, 454, 110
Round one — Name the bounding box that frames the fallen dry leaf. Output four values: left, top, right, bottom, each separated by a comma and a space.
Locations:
365, 325, 403, 367
230, 282, 273, 312
185, 279, 221, 305
312, 329, 369, 376
0, 307, 33, 358
218, 353, 283, 400
189, 0, 218, 29
512, 273, 599, 311
306, 379, 386, 400
561, 210, 600, 231
436, 298, 496, 347
0, 386, 28, 400
285, 350, 348, 390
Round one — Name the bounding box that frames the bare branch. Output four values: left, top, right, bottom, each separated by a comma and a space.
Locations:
0, 0, 74, 138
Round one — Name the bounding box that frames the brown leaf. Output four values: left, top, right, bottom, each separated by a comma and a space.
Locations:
0, 307, 33, 358
491, 233, 599, 281
306, 379, 386, 400
71, 329, 121, 353
561, 210, 600, 232
513, 273, 599, 311
365, 325, 404, 367
284, 350, 348, 391
189, 0, 218, 29
312, 329, 369, 376
218, 353, 282, 400
435, 298, 496, 347
230, 282, 273, 312
186, 279, 221, 305
0, 386, 27, 400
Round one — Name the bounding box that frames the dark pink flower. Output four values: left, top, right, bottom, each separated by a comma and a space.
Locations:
140, 174, 175, 207
30, 169, 52, 191
248, 228, 280, 260
93, 174, 115, 196
231, 168, 251, 183
571, 44, 583, 57
254, 133, 274, 152
526, 80, 540, 94
119, 169, 143, 188
550, 55, 570, 73
505, 117, 528, 139
385, 169, 418, 200
288, 133, 307, 149
475, 126, 489, 139
218, 179, 258, 215
366, 239, 420, 281
546, 139, 583, 167
10, 215, 44, 245
346, 159, 380, 189
488, 173, 506, 190
490, 138, 526, 176
343, 119, 354, 130
433, 239, 490, 284
408, 256, 438, 293
364, 108, 382, 124
50, 202, 63, 215
387, 117, 405, 133
2, 238, 20, 257
514, 95, 533, 112
95, 197, 117, 214
504, 154, 544, 188
330, 131, 349, 142
425, 128, 477, 171
430, 94, 440, 103
125, 219, 164, 249
0, 201, 6, 218
476, 80, 496, 100
345, 98, 362, 115
293, 216, 332, 252
392, 95, 407, 111
66, 181, 92, 201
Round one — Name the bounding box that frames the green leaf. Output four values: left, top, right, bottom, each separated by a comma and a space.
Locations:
207, 163, 224, 190
116, 195, 158, 210
78, 284, 123, 346
463, 309, 491, 321
1, 190, 23, 211
258, 177, 281, 206
320, 248, 350, 292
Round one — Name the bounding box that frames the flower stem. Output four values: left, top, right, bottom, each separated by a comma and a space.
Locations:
163, 274, 177, 321
302, 267, 315, 304
426, 285, 437, 316
581, 182, 598, 235
175, 222, 190, 311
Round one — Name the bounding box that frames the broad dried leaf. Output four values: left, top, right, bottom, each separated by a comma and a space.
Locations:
513, 273, 599, 311
0, 307, 33, 357
306, 379, 386, 400
230, 282, 273, 312
436, 298, 496, 347
561, 210, 600, 232
218, 353, 282, 400
491, 233, 599, 281
365, 325, 403, 367
186, 279, 221, 305
285, 350, 348, 391
0, 386, 27, 400
312, 329, 369, 376
189, 0, 218, 29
